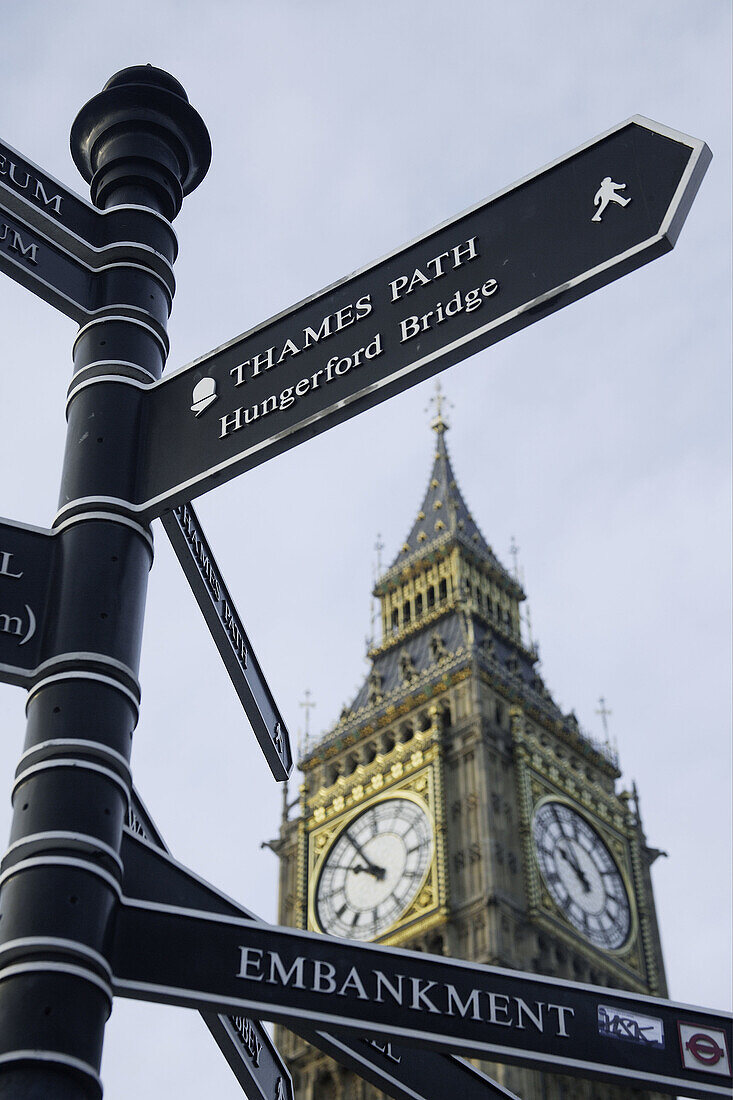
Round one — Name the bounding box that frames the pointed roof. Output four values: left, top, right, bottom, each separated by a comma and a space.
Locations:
298, 390, 619, 778
379, 394, 519, 593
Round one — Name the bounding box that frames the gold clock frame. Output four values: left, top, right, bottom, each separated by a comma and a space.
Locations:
304, 745, 449, 945
529, 793, 638, 957
309, 789, 434, 940
513, 715, 656, 991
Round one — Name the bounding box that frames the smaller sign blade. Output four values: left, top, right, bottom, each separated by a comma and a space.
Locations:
0, 516, 56, 688
0, 203, 96, 322
160, 502, 292, 780
292, 1026, 521, 1100
0, 196, 174, 325
0, 133, 176, 280
202, 1014, 294, 1100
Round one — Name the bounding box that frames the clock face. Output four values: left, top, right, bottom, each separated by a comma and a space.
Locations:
314, 796, 433, 941
532, 801, 631, 950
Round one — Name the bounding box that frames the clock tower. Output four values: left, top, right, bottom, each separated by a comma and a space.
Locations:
272, 401, 668, 1099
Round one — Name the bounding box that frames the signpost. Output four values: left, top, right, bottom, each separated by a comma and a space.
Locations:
0, 65, 726, 1100
123, 792, 521, 1100
128, 116, 710, 521
161, 502, 292, 780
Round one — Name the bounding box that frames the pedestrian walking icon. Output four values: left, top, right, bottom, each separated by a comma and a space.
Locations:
592, 177, 631, 221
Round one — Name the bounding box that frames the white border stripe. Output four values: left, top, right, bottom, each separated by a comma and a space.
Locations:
111, 975, 731, 1097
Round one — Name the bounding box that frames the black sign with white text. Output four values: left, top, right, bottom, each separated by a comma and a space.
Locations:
292, 1026, 520, 1100
0, 517, 55, 686
136, 116, 710, 519
0, 198, 174, 327
0, 88, 722, 1100
161, 502, 292, 780
111, 897, 732, 1097
0, 134, 176, 281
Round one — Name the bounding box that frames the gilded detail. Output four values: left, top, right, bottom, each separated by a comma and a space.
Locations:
276, 407, 668, 1090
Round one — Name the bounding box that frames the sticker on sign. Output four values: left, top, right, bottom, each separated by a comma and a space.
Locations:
678, 1022, 731, 1076
598, 1004, 664, 1048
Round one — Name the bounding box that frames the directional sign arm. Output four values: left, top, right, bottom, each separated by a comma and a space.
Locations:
0, 516, 56, 687
201, 1013, 294, 1100
0, 200, 175, 327
138, 116, 711, 520
290, 1026, 521, 1100
160, 501, 292, 780
111, 895, 732, 1098
0, 134, 177, 276
122, 827, 251, 919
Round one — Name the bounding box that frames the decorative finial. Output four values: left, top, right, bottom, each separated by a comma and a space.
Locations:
368, 533, 385, 648
631, 779, 640, 816
298, 689, 316, 755
596, 696, 613, 740
374, 533, 384, 575
70, 65, 211, 218
523, 600, 536, 653
509, 535, 521, 580
427, 380, 452, 435
300, 689, 316, 737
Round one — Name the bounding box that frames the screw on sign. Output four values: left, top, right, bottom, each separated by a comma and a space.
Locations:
678, 1023, 732, 1077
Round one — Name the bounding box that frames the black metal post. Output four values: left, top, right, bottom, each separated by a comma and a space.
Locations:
0, 67, 209, 1098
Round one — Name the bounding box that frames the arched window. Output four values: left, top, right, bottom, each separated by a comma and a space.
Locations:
415, 593, 423, 617
391, 608, 399, 632
427, 586, 435, 609
439, 578, 448, 601
403, 600, 411, 625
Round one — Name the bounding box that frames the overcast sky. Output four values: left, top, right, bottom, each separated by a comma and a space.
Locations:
0, 2, 729, 1097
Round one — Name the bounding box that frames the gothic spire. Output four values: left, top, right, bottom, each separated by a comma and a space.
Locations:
382, 387, 515, 588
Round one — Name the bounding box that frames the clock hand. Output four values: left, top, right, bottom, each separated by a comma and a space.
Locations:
558, 844, 590, 892
345, 832, 386, 880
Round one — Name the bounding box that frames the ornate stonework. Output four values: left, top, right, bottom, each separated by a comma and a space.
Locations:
271, 412, 668, 1099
